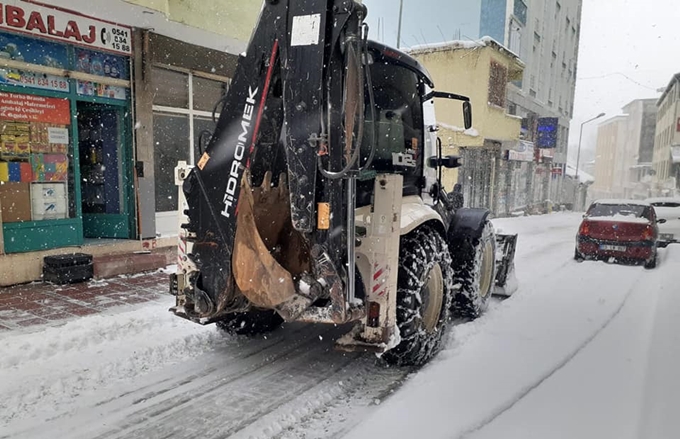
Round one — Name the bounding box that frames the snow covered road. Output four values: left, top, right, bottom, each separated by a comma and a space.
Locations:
2, 212, 679, 439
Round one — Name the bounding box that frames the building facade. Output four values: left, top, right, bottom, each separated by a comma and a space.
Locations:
0, 0, 261, 285
621, 98, 657, 199
410, 38, 529, 216
590, 115, 631, 200
487, 0, 583, 205
365, 0, 583, 208
652, 74, 680, 197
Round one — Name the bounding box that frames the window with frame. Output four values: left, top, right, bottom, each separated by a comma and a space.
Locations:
514, 0, 528, 26
488, 60, 508, 108
151, 67, 228, 212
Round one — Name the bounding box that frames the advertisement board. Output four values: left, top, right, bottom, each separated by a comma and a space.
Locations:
536, 117, 558, 148
0, 92, 70, 124
0, 2, 132, 55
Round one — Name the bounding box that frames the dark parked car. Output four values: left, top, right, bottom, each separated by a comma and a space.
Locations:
575, 200, 666, 269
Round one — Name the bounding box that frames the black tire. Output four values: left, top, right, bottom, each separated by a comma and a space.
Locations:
383, 226, 454, 367
450, 221, 496, 319
644, 249, 658, 269
216, 309, 284, 335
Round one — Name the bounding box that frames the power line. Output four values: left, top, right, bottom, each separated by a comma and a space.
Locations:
576, 72, 659, 91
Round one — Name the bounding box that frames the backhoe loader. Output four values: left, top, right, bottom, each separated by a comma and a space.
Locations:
170, 0, 518, 366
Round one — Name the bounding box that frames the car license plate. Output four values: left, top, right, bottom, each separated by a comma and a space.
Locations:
660, 233, 674, 241
600, 244, 626, 252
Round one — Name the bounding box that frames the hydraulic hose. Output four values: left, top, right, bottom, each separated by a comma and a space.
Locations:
318, 36, 365, 180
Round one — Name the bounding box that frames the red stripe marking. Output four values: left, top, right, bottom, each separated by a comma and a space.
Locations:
377, 288, 387, 297
373, 283, 381, 293
373, 268, 385, 281
246, 39, 279, 167
238, 39, 279, 218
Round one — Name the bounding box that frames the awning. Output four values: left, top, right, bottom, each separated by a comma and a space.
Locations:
672, 146, 680, 164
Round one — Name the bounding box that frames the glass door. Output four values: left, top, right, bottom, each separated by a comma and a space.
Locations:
77, 102, 133, 239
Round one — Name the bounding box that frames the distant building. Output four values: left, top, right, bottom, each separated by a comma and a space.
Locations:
652, 73, 680, 197
621, 99, 657, 199
591, 115, 631, 200
409, 38, 528, 216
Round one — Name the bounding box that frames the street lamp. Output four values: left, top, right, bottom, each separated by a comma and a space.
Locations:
575, 112, 605, 180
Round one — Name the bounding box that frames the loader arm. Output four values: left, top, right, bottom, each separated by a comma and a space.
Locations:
179, 0, 367, 321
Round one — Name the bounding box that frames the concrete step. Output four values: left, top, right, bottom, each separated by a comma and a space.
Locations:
93, 248, 175, 279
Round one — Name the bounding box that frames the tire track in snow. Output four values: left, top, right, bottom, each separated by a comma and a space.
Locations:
96, 326, 360, 439
457, 271, 645, 439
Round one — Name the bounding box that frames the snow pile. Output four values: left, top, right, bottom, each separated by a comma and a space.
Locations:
0, 300, 217, 432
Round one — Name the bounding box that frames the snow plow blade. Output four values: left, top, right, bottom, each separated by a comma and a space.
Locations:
494, 233, 518, 296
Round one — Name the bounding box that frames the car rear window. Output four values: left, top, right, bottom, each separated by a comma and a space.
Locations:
587, 204, 646, 218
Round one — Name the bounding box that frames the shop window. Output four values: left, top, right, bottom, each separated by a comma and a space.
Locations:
488, 60, 508, 108
0, 92, 73, 222
154, 113, 189, 212
74, 48, 130, 100
0, 33, 70, 94
151, 70, 228, 218
193, 76, 228, 112
152, 68, 189, 108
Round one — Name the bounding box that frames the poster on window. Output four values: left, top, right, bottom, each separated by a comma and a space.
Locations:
0, 92, 70, 124
0, 32, 71, 93
77, 80, 126, 100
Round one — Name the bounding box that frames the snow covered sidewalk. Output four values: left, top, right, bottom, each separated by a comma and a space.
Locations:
0, 270, 172, 330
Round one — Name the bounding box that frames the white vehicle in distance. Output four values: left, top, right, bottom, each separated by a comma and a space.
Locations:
646, 198, 680, 247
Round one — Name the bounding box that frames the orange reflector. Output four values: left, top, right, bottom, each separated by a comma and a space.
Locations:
367, 301, 380, 327
317, 202, 330, 230
197, 152, 210, 170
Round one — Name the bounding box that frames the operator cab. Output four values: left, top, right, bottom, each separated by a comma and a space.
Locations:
358, 41, 434, 206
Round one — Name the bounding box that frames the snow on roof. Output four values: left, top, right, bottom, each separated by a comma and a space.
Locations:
645, 197, 680, 204
565, 164, 594, 184
408, 36, 521, 61
437, 122, 480, 137
593, 199, 651, 206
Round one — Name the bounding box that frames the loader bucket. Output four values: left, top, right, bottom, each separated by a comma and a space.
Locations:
494, 233, 518, 296
232, 171, 311, 311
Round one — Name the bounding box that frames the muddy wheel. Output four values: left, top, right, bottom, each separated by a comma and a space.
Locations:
450, 221, 496, 319
216, 309, 283, 336
383, 226, 454, 367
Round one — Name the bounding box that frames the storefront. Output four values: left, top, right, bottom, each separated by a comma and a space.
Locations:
140, 32, 236, 237
0, 2, 135, 253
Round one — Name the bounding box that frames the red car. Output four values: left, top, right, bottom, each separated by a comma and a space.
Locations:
575, 200, 665, 269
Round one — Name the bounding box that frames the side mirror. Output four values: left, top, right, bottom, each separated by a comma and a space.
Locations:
657, 218, 667, 224
582, 214, 587, 219
428, 155, 462, 169
463, 101, 473, 130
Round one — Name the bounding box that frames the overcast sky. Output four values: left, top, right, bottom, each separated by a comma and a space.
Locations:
363, 0, 680, 155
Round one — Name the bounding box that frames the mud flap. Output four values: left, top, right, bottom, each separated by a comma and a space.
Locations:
494, 233, 518, 296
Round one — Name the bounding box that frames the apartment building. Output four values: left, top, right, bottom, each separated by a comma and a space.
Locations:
653, 73, 680, 197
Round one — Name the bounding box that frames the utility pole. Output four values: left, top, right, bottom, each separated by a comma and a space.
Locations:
396, 0, 404, 48
574, 112, 605, 210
